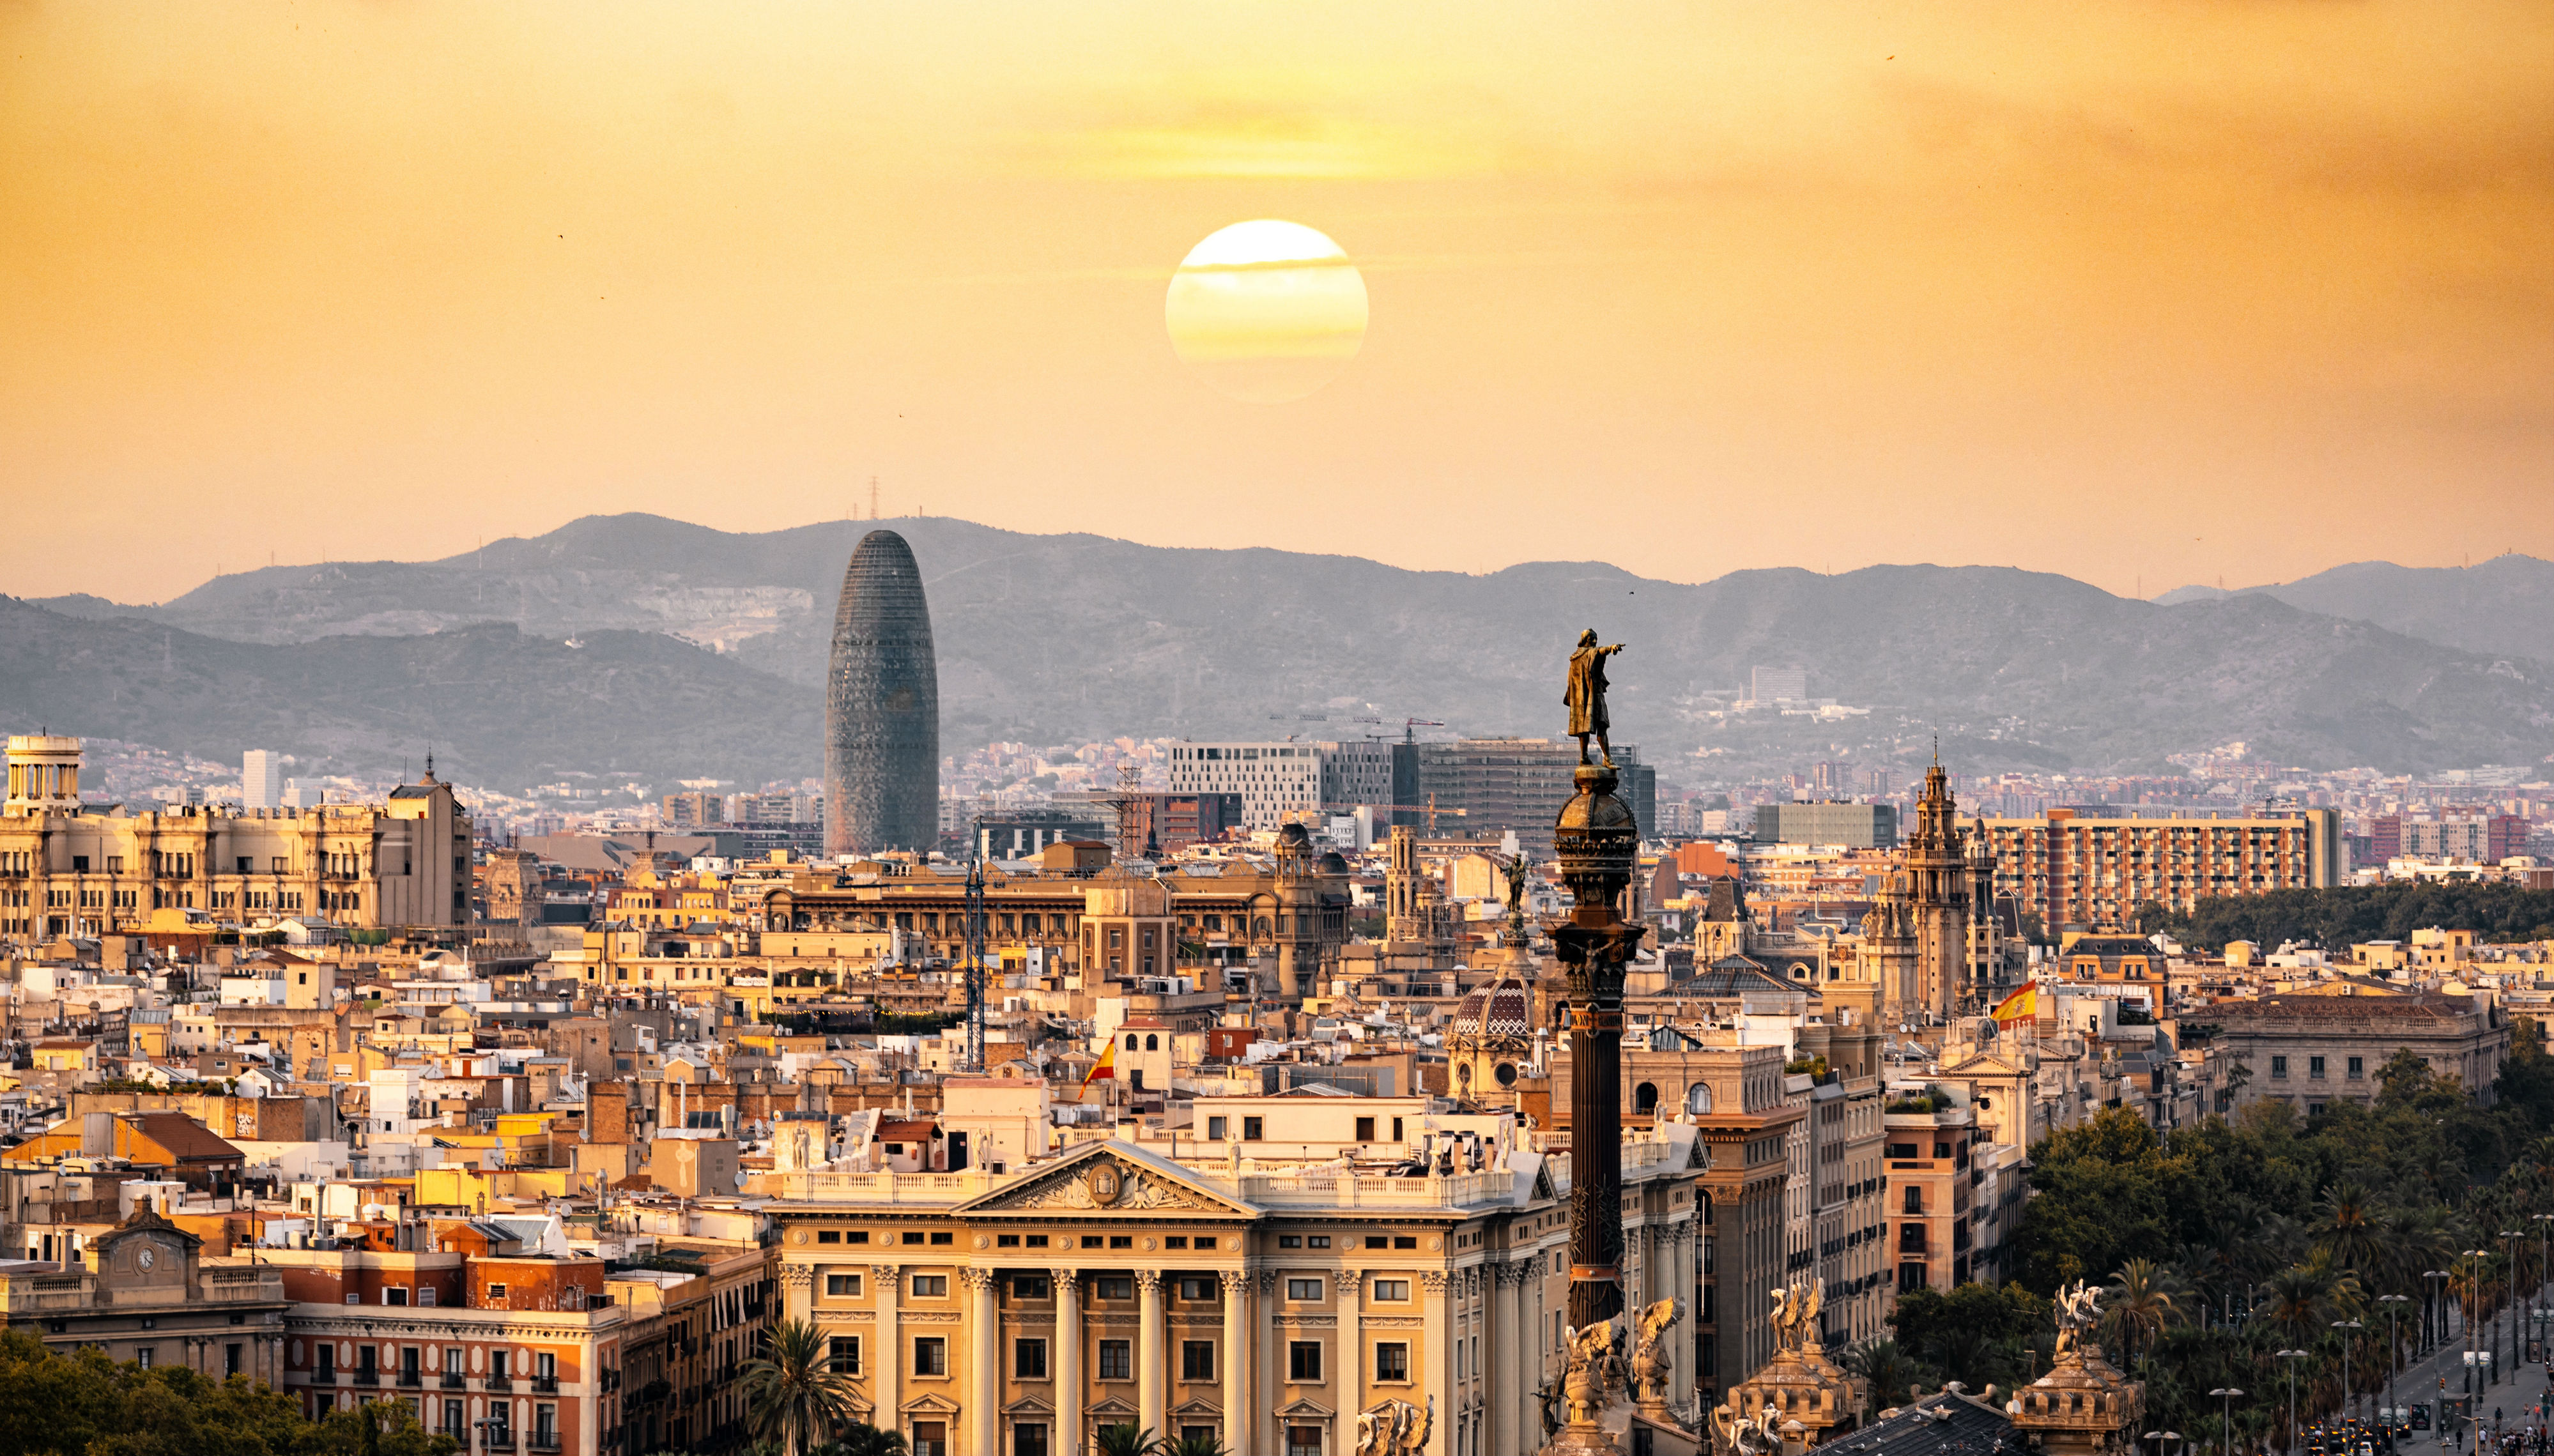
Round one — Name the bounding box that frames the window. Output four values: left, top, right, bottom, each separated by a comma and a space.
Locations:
827, 1273, 864, 1298
1015, 1338, 1049, 1379
1017, 1424, 1049, 1456
2270, 1055, 2289, 1080
1100, 1340, 1133, 1380
830, 1337, 862, 1375
1181, 1429, 1215, 1452
1288, 1278, 1323, 1301
385, 1287, 408, 1306
1289, 1427, 1324, 1456
930, 1232, 954, 1246
914, 1337, 948, 1376
1083, 1236, 1106, 1250
1885, 1142, 1919, 1159
1289, 1342, 1323, 1383
1902, 1187, 1922, 1215
2348, 1056, 2365, 1080
1376, 1343, 1410, 1382
914, 1423, 948, 1456
1182, 1341, 1216, 1381
485, 1284, 507, 1303
1169, 1276, 1211, 1301
2309, 1056, 2327, 1080
1394, 1236, 1416, 1250
1165, 1237, 1189, 1250
1308, 1236, 1330, 1249
1194, 1236, 1217, 1251
1366, 1236, 1389, 1250
1898, 1262, 1927, 1292
1243, 1117, 1265, 1141
1371, 1279, 1410, 1302
912, 1275, 950, 1298
136, 1347, 153, 1368
817, 1230, 842, 1244
1207, 1116, 1227, 1140
1013, 1274, 1052, 1300
1096, 1276, 1134, 1301
1355, 1116, 1376, 1142
1635, 1082, 1659, 1115
998, 1234, 1021, 1248
1279, 1236, 1302, 1249
903, 1232, 927, 1245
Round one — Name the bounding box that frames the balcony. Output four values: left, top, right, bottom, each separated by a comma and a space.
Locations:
484, 1374, 514, 1391
530, 1435, 562, 1453
353, 1369, 381, 1388
311, 1370, 337, 1386
532, 1375, 559, 1394
397, 1370, 424, 1388
484, 1432, 517, 1453
442, 1372, 467, 1390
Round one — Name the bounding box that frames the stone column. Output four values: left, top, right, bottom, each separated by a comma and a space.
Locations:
1055, 1270, 1084, 1456
1335, 1270, 1363, 1442
874, 1264, 904, 1442
783, 1262, 815, 1323
1221, 1271, 1251, 1455
1488, 1264, 1521, 1456
1258, 1272, 1283, 1456
1422, 1272, 1451, 1455
966, 1268, 1001, 1456
1665, 1228, 1695, 1418
1137, 1270, 1167, 1438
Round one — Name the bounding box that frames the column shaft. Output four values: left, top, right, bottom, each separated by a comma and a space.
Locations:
1422, 1273, 1450, 1456
1258, 1273, 1282, 1456
1137, 1271, 1167, 1438
970, 1270, 1001, 1456
1222, 1271, 1251, 1456
1055, 1271, 1084, 1456
1488, 1266, 1519, 1456
1335, 1271, 1362, 1445
875, 1264, 902, 1443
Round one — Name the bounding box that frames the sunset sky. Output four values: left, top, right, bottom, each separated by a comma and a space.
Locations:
3, 2, 2548, 604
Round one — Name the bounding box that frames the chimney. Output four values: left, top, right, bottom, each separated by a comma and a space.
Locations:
82, 1112, 114, 1158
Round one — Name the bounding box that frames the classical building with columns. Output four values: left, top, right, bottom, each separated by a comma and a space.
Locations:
769, 1119, 1710, 1456
0, 1204, 289, 1383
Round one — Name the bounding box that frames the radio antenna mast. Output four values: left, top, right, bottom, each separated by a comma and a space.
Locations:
962, 856, 987, 1072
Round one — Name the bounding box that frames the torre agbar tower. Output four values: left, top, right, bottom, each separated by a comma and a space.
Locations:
825, 529, 940, 856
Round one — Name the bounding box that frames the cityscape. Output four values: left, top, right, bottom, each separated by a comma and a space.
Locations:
4, 9, 2551, 1456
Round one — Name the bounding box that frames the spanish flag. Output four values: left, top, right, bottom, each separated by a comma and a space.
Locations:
1081, 1040, 1116, 1093
1991, 983, 2037, 1025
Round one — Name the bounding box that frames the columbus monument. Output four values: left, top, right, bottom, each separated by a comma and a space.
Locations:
824, 529, 939, 856
1545, 630, 1649, 1456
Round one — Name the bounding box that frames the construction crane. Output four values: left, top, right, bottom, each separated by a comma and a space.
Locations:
1103, 762, 1157, 859
1402, 718, 1444, 742
1366, 797, 1470, 836
961, 857, 987, 1072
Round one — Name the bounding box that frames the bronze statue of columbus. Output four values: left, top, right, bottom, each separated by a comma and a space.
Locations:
1564, 629, 1626, 765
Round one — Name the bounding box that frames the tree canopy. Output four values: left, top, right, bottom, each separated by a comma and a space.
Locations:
0, 1331, 458, 1456
2149, 882, 2554, 952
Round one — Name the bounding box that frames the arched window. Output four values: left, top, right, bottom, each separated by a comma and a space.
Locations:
1144, 1034, 1158, 1052
1125, 1034, 1139, 1050
1494, 1062, 1518, 1087
1686, 1082, 1713, 1115
1635, 1082, 1659, 1115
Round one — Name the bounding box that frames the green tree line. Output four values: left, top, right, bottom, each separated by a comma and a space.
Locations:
0, 1331, 457, 1456
1871, 1022, 2554, 1452
2144, 882, 2554, 952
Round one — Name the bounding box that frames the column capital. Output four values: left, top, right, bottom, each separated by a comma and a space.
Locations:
960, 1266, 1000, 1292
1052, 1268, 1082, 1291
1257, 1270, 1280, 1295
1421, 1271, 1450, 1295
781, 1264, 815, 1290
1135, 1269, 1164, 1294
871, 1263, 904, 1280
1335, 1269, 1362, 1298
1220, 1269, 1252, 1294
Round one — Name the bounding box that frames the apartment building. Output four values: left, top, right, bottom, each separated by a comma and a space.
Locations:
1976, 808, 2341, 928
1164, 742, 1394, 830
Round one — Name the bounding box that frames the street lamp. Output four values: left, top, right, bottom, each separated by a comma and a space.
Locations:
2429, 1269, 2454, 1356
2504, 1230, 2527, 1382
2380, 1294, 2411, 1425
2335, 1320, 2366, 1422
2466, 1251, 2492, 1395
2535, 1214, 2554, 1362
2147, 1430, 2185, 1456
2279, 1350, 2311, 1456
2211, 1388, 2245, 1456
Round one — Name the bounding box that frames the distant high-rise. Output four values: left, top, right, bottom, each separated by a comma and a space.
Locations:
242, 749, 282, 809
824, 530, 939, 855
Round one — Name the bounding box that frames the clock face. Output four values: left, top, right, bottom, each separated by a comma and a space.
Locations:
137, 1247, 156, 1269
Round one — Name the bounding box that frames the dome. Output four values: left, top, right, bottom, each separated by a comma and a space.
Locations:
1318, 850, 1349, 873
1452, 974, 1534, 1040
1277, 822, 1312, 850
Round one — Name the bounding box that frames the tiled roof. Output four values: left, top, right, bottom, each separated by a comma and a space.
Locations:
1827, 1390, 2017, 1456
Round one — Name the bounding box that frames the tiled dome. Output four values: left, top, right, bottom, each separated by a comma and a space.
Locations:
1452, 974, 1535, 1039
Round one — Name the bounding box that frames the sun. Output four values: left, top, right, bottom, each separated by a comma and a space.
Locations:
1164, 220, 1369, 404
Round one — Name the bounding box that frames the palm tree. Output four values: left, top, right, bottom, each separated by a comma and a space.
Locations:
2315, 1181, 2386, 1277
1095, 1427, 1165, 1456
1166, 1433, 1229, 1456
1841, 1340, 1923, 1416
828, 1427, 909, 1456
2104, 1259, 2181, 1367
2264, 1264, 2338, 1346
744, 1319, 862, 1456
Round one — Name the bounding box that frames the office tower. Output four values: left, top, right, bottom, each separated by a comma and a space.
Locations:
824, 530, 940, 856
242, 750, 282, 809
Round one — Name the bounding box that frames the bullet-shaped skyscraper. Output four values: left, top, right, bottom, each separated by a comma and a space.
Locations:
824, 529, 939, 855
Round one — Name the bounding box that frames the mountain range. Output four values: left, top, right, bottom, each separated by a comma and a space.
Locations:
11, 516, 2553, 791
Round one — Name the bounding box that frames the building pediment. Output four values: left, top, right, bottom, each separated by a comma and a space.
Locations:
953, 1140, 1258, 1219
1088, 1397, 1139, 1418
1003, 1394, 1056, 1416
1172, 1398, 1225, 1418
1275, 1398, 1337, 1420
900, 1393, 964, 1415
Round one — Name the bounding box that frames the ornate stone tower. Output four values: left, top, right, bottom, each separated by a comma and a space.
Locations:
1903, 760, 1971, 1022
824, 530, 940, 856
